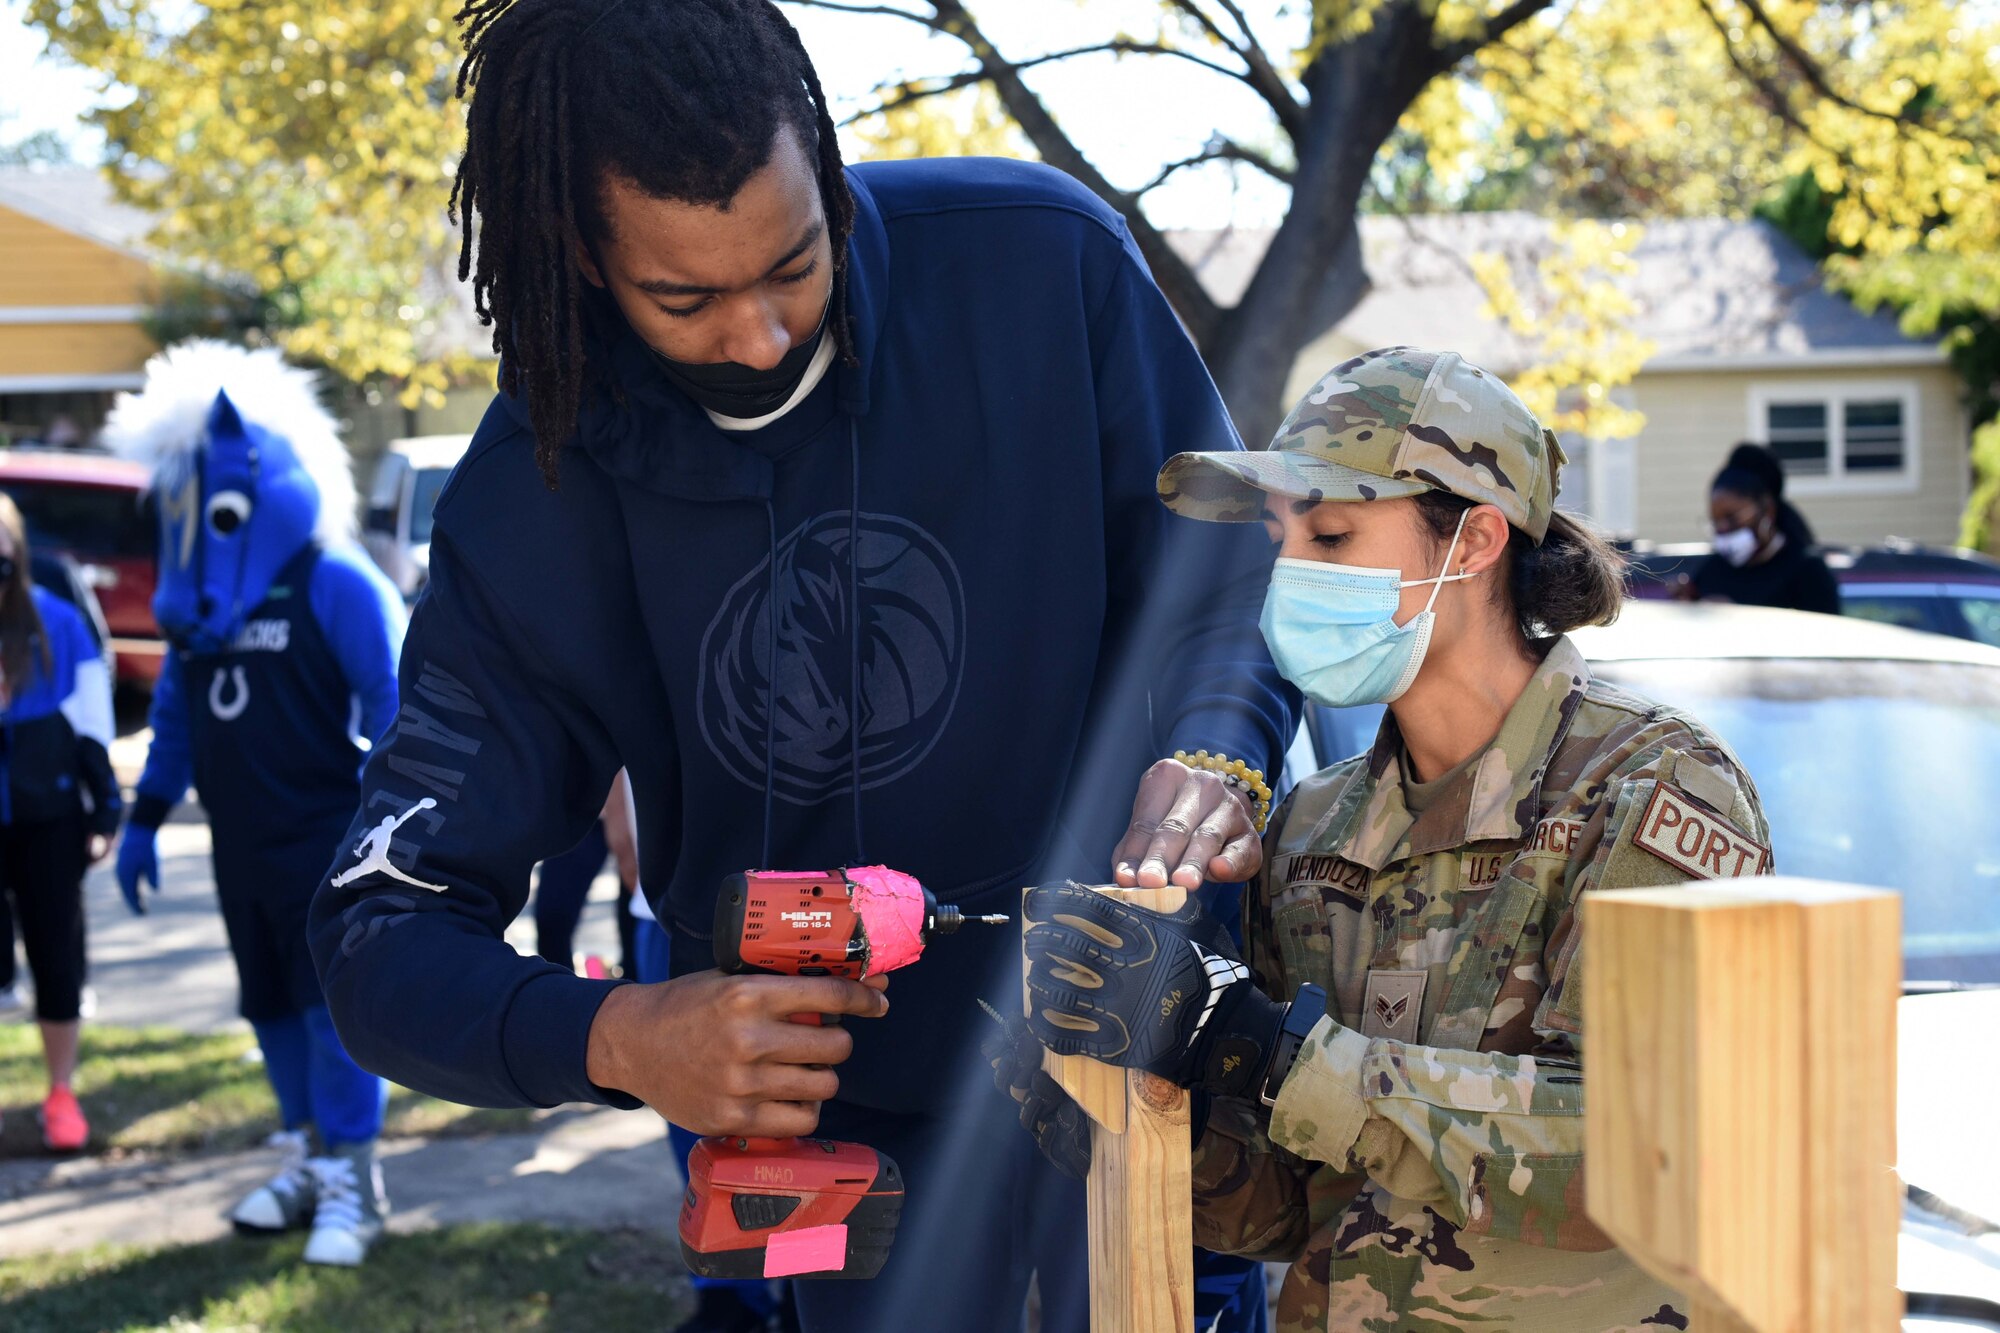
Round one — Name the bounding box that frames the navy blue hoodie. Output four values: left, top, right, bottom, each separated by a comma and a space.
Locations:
310, 159, 1298, 1114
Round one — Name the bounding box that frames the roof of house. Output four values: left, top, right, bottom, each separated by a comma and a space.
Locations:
0, 167, 157, 258
0, 166, 492, 361
1168, 213, 1941, 374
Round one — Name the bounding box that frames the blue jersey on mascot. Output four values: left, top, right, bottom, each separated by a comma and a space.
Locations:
106, 341, 406, 1268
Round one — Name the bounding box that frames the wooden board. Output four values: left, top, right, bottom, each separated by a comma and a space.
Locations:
1584, 878, 1901, 1332
1025, 884, 1194, 1333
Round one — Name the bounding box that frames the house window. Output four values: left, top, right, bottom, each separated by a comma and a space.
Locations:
1766, 402, 1830, 476
1747, 381, 1918, 493
1842, 400, 1907, 472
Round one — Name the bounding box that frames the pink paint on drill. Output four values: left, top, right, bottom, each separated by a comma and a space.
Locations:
755, 870, 837, 879
845, 865, 928, 975
763, 1223, 850, 1277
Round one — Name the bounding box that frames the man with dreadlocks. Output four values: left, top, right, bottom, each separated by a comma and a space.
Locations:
309, 2, 1297, 1329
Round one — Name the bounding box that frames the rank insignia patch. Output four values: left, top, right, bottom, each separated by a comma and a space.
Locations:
1360, 969, 1426, 1042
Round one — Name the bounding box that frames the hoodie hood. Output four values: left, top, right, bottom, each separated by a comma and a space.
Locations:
499, 167, 892, 504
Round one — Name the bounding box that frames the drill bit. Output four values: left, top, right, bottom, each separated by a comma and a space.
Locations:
931, 906, 1011, 934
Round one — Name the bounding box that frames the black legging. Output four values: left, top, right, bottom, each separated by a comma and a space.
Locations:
0, 886, 17, 991
0, 810, 88, 1021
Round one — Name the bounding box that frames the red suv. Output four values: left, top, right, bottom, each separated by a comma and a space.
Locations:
0, 449, 161, 688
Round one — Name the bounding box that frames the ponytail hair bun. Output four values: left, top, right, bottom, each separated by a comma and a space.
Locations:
1712, 441, 1785, 503
1414, 493, 1625, 640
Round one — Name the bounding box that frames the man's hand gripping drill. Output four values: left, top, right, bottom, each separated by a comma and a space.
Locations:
676, 867, 1005, 1281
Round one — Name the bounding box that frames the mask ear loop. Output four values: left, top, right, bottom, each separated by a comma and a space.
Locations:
1401, 507, 1477, 612
1381, 508, 1474, 704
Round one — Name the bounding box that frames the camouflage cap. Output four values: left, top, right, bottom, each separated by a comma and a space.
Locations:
1157, 346, 1568, 541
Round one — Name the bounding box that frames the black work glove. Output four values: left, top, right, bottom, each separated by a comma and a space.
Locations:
1021, 881, 1286, 1099
983, 1011, 1092, 1179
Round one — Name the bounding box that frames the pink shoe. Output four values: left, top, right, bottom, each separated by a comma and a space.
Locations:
41, 1086, 89, 1152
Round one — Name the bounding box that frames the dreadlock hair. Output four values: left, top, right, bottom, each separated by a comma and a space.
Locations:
450, 0, 857, 487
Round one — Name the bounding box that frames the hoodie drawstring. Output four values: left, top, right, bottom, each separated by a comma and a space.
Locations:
848, 419, 866, 864
754, 420, 867, 871
759, 499, 778, 870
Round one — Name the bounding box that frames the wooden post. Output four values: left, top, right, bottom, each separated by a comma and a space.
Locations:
1025, 884, 1196, 1333
1584, 878, 1902, 1333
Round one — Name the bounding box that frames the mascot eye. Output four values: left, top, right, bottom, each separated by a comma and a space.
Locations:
206, 491, 253, 537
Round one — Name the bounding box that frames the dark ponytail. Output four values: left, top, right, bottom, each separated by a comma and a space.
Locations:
1414, 492, 1626, 641
1713, 441, 1816, 546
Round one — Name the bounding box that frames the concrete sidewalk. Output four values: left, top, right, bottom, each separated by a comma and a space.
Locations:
0, 1103, 682, 1258
15, 811, 625, 1035
0, 739, 649, 1261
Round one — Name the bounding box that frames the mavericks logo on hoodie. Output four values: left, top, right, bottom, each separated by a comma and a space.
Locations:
698, 512, 966, 804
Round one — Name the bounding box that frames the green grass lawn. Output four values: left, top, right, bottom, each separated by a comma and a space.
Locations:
0, 1223, 692, 1332
0, 1024, 533, 1158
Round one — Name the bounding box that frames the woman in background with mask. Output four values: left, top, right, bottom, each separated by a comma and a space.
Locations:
1019, 348, 1776, 1331
1680, 441, 1839, 613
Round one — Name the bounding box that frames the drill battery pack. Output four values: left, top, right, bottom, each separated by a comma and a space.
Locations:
678, 1135, 904, 1280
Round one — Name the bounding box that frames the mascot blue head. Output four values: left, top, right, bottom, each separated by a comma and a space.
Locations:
104, 341, 356, 654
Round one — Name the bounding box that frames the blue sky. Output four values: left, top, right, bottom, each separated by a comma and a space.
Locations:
0, 0, 1303, 229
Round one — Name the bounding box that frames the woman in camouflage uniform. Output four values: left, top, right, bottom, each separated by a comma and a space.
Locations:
1019, 347, 1773, 1332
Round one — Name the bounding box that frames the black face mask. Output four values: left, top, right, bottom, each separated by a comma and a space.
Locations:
650, 299, 831, 420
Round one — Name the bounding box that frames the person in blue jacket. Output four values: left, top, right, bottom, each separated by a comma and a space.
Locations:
0, 493, 119, 1153
309, 3, 1299, 1330
105, 341, 408, 1268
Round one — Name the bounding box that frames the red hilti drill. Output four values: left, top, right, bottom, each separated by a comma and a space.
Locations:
677, 866, 1006, 1281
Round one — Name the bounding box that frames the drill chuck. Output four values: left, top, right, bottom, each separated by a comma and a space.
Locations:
928, 903, 1009, 935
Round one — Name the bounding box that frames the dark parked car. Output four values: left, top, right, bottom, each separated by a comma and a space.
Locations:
1623, 540, 2000, 649
30, 548, 111, 656
1294, 601, 2000, 1323
0, 449, 161, 687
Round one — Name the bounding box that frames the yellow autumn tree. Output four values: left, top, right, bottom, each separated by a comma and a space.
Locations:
28, 0, 477, 403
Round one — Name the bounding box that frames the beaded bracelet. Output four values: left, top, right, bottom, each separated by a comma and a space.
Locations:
1172, 749, 1273, 834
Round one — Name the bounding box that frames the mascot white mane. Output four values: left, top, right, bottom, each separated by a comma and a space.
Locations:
101, 339, 358, 543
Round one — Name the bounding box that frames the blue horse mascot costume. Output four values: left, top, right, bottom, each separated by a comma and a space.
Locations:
105, 341, 407, 1266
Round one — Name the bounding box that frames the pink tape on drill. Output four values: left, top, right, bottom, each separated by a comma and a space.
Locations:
845, 865, 927, 975
764, 1223, 849, 1278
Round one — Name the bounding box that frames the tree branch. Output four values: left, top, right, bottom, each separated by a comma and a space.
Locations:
1137, 137, 1295, 195
922, 0, 1222, 342
1692, 0, 1867, 178
842, 71, 989, 126
1164, 0, 1307, 142
783, 0, 947, 30
1208, 0, 1261, 50
1732, 0, 1911, 127
843, 40, 1256, 125
1432, 0, 1557, 71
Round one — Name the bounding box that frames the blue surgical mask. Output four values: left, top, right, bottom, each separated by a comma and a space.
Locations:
1258, 511, 1477, 708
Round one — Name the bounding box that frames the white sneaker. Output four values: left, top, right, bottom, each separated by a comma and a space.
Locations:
232, 1130, 317, 1234
303, 1145, 388, 1267
0, 984, 25, 1013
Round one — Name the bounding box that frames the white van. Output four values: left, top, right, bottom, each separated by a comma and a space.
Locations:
362, 434, 472, 599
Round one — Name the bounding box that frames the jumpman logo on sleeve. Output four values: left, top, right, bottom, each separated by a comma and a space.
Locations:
331, 799, 449, 892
